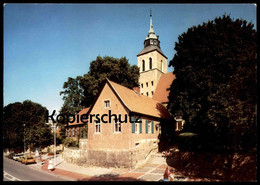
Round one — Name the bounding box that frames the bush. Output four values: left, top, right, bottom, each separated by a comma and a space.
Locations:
62, 137, 79, 148
178, 132, 199, 151
47, 151, 60, 156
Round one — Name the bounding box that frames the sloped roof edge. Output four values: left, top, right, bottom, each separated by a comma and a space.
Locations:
137, 46, 168, 59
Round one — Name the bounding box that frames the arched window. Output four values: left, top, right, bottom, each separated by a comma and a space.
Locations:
142, 60, 145, 71
149, 58, 152, 69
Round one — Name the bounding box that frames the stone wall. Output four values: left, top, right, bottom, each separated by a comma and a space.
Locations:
62, 139, 88, 165
87, 139, 158, 169
87, 149, 131, 168
132, 139, 158, 168
63, 138, 157, 169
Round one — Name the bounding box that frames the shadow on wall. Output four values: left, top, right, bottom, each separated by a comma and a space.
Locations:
155, 103, 177, 153
158, 120, 176, 152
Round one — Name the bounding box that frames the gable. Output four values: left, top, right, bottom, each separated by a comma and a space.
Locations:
88, 82, 129, 121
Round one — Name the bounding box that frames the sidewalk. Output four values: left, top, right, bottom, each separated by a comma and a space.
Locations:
39, 153, 168, 181
38, 152, 191, 181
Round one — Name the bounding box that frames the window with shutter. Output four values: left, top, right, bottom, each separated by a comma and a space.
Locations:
131, 116, 135, 133
146, 120, 152, 133
135, 123, 139, 134
146, 120, 148, 133
139, 118, 142, 133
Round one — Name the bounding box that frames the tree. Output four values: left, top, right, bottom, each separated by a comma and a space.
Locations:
60, 56, 139, 114
167, 15, 256, 151
60, 76, 84, 115
3, 100, 53, 152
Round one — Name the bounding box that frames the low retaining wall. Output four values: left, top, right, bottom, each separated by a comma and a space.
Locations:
87, 149, 131, 168
132, 139, 158, 169
87, 139, 158, 169
62, 138, 158, 169
62, 139, 88, 165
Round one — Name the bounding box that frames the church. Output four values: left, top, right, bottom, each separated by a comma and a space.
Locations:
64, 12, 183, 169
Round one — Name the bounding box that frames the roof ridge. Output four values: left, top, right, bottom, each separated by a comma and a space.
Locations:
108, 79, 162, 104
104, 78, 170, 119
106, 78, 132, 112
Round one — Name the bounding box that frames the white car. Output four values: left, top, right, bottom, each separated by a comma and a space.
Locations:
13, 153, 24, 161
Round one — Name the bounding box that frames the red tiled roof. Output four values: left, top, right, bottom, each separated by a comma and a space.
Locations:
152, 72, 176, 103
133, 86, 140, 93
68, 107, 90, 126
107, 79, 171, 119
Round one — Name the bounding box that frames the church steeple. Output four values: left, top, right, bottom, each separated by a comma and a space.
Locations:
137, 10, 168, 98
148, 10, 155, 34
144, 10, 160, 48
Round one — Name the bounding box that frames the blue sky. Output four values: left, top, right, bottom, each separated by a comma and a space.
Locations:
4, 3, 257, 113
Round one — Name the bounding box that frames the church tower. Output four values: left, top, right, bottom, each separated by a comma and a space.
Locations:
137, 11, 167, 97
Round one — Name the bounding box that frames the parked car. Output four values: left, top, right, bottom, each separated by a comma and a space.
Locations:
18, 156, 25, 163
21, 156, 36, 165
13, 153, 24, 161
6, 153, 16, 159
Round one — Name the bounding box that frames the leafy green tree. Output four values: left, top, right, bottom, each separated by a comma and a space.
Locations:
60, 56, 139, 114
3, 100, 53, 151
60, 76, 84, 115
167, 15, 256, 151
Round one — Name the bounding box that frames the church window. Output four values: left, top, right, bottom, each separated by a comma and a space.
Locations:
149, 58, 152, 69
142, 60, 145, 71
146, 82, 148, 87
151, 81, 154, 86
151, 91, 154, 95
141, 83, 143, 88
146, 92, 149, 96
161, 60, 163, 71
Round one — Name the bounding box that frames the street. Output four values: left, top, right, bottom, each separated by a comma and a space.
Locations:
3, 156, 70, 181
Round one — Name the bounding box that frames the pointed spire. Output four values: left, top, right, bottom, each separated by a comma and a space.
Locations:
149, 9, 155, 34
145, 9, 157, 41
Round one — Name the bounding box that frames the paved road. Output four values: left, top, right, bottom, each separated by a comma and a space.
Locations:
3, 157, 70, 181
